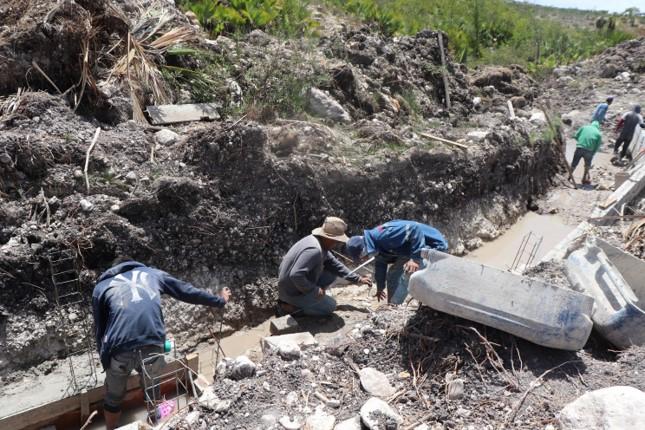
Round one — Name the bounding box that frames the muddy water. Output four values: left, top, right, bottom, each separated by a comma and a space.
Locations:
466, 212, 573, 270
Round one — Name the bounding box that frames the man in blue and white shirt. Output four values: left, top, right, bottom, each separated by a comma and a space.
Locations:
92, 260, 231, 429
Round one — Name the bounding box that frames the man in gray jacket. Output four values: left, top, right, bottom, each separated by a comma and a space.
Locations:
277, 217, 372, 316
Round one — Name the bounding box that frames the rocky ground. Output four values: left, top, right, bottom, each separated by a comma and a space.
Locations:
1, 1, 645, 429
0, 0, 560, 379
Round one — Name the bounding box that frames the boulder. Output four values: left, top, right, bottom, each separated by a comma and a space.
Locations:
360, 397, 403, 430
262, 332, 317, 353
558, 386, 645, 429
307, 88, 351, 123
359, 367, 396, 398
473, 67, 513, 88
600, 63, 620, 79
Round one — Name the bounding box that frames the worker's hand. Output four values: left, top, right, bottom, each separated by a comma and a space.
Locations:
219, 287, 231, 303
316, 287, 326, 299
358, 276, 372, 287
403, 260, 420, 274
375, 289, 386, 302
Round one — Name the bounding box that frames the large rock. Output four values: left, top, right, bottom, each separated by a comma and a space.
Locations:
360, 397, 403, 430
473, 67, 513, 87
270, 315, 299, 335
558, 386, 645, 429
359, 368, 395, 398
307, 88, 351, 123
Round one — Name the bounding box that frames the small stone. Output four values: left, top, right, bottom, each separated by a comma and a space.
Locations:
456, 407, 470, 417
327, 399, 341, 408
529, 111, 546, 124
286, 391, 298, 406
334, 416, 361, 430
280, 416, 302, 430
278, 343, 302, 360
155, 129, 180, 146
263, 381, 271, 391
217, 355, 256, 380
73, 169, 83, 179
110, 204, 120, 212
262, 414, 278, 427
0, 153, 12, 164
359, 367, 395, 398
430, 425, 444, 430
184, 410, 200, 426
414, 425, 430, 430
198, 386, 230, 412
304, 408, 335, 430
125, 171, 137, 183
79, 199, 93, 212
544, 425, 555, 430
307, 88, 351, 123
360, 397, 403, 430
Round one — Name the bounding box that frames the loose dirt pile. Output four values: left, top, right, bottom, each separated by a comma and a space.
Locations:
167, 303, 645, 429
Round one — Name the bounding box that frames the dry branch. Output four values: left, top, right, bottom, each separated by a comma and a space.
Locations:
419, 132, 469, 150
84, 127, 102, 194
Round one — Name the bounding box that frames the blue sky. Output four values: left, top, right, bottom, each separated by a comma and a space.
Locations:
524, 0, 641, 13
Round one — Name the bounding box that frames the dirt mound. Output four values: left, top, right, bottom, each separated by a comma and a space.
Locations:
185, 305, 645, 429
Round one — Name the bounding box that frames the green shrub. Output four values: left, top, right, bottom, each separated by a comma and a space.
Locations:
178, 0, 317, 37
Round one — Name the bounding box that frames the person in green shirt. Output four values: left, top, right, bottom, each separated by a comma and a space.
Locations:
571, 120, 602, 185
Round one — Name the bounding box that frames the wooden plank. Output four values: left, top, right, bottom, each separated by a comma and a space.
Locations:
146, 104, 221, 125
1, 353, 199, 430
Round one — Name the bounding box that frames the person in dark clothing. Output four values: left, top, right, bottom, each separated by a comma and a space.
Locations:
345, 220, 448, 304
277, 217, 372, 316
613, 105, 645, 162
92, 261, 231, 430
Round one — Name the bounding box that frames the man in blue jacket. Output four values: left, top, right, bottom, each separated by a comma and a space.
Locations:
591, 96, 613, 124
346, 220, 448, 304
92, 260, 231, 430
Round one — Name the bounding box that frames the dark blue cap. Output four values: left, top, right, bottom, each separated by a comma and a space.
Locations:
635, 105, 641, 114
345, 236, 365, 262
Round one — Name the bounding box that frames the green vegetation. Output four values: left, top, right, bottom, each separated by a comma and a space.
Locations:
177, 0, 317, 37
325, 0, 634, 70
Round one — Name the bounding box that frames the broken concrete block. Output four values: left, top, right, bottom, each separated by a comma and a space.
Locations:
278, 342, 301, 360
192, 373, 211, 396
566, 239, 645, 348
270, 315, 299, 335
409, 249, 594, 351
360, 397, 403, 430
558, 386, 645, 429
359, 367, 395, 398
262, 332, 317, 353
146, 103, 221, 125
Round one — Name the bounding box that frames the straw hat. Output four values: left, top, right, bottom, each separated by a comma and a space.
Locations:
312, 217, 349, 243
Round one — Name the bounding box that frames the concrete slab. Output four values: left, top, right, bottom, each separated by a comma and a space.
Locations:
591, 158, 645, 223
596, 238, 645, 295
146, 103, 221, 125
270, 315, 299, 335
410, 249, 594, 350
261, 332, 317, 353
566, 239, 645, 348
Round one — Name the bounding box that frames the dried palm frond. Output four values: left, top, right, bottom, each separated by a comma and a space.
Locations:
0, 88, 25, 118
